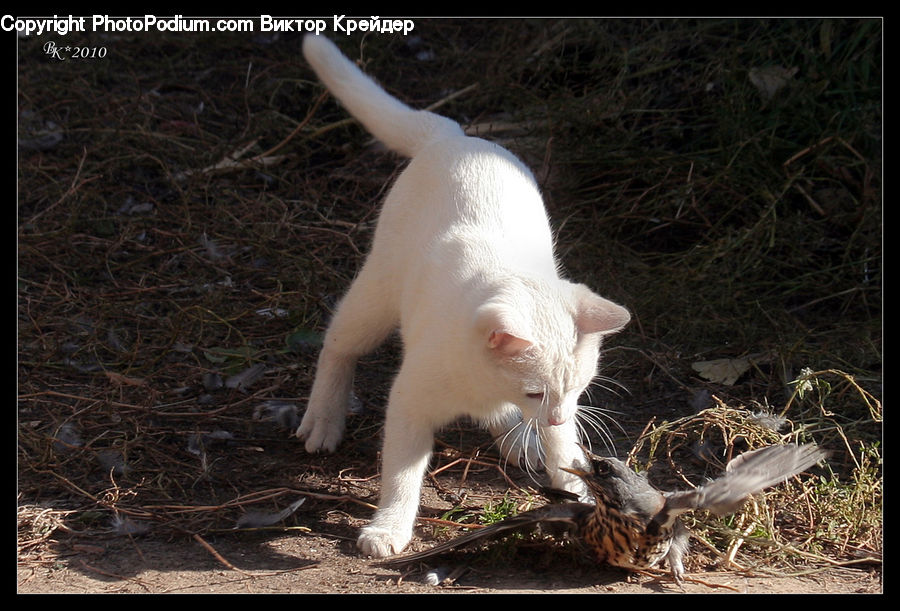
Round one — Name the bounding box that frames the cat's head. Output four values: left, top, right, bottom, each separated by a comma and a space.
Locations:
475, 279, 630, 427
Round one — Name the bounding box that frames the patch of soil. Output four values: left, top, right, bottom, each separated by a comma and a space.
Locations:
16, 523, 881, 594
17, 430, 881, 595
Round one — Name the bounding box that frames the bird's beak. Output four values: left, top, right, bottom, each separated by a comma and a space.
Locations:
560, 466, 590, 477
560, 443, 599, 477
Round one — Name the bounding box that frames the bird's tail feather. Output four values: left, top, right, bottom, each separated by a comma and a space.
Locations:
379, 502, 593, 566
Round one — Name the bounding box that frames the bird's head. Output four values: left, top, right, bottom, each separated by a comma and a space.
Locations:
561, 445, 666, 518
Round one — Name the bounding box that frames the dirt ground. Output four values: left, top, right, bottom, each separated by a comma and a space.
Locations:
16, 482, 883, 595
14, 535, 882, 595
16, 489, 882, 595
17, 412, 881, 595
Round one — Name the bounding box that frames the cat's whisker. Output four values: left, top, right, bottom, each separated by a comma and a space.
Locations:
589, 375, 630, 398
493, 415, 542, 485
581, 402, 627, 424
494, 422, 521, 473
575, 404, 626, 457
582, 385, 595, 406
523, 417, 546, 488
577, 408, 620, 446
574, 414, 602, 457
518, 418, 533, 464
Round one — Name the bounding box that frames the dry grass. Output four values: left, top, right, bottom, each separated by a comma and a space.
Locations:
18, 19, 880, 584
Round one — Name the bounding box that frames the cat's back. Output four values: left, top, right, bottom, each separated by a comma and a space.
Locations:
372, 132, 556, 290
415, 133, 537, 190
384, 133, 546, 232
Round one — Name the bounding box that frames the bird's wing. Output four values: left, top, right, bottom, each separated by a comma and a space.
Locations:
665, 443, 829, 516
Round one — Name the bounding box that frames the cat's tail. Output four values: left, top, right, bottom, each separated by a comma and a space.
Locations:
302, 35, 464, 158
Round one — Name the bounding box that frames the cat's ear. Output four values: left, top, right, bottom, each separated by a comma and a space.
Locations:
487, 329, 533, 356
475, 303, 534, 357
573, 284, 631, 335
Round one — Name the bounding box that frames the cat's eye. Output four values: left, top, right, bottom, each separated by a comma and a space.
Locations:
526, 392, 544, 401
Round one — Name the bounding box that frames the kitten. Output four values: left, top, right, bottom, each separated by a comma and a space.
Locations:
297, 36, 631, 558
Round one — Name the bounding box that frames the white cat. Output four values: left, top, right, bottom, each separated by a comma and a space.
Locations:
297, 36, 631, 558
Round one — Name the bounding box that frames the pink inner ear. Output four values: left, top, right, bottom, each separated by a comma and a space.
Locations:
487, 330, 532, 356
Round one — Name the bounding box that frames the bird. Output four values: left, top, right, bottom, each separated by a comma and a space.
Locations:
380, 443, 829, 583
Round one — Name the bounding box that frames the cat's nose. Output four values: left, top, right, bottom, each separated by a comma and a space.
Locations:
546, 407, 568, 426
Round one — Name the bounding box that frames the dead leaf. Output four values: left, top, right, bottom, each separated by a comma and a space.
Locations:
748, 65, 798, 101
105, 371, 146, 387
691, 358, 751, 385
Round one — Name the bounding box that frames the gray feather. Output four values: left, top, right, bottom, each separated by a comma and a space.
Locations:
666, 443, 828, 516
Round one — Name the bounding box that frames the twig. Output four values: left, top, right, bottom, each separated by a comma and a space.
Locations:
146, 488, 379, 514
626, 417, 656, 467
783, 136, 836, 169
792, 183, 827, 216
430, 456, 521, 491
27, 146, 97, 225
175, 91, 328, 180
193, 533, 250, 575
417, 516, 486, 529
424, 82, 479, 113
251, 90, 329, 160
680, 574, 741, 591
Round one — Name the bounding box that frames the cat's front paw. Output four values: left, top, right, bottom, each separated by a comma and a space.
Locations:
357, 524, 411, 558
295, 407, 344, 453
